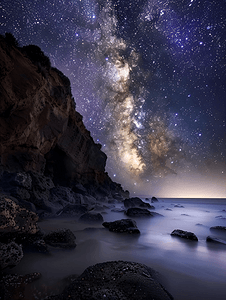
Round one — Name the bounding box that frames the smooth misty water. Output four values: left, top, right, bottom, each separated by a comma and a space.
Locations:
9, 198, 226, 300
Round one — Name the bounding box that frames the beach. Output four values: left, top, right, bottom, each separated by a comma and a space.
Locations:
8, 197, 226, 300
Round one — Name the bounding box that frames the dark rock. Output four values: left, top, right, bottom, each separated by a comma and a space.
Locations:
46, 261, 174, 300
215, 215, 226, 220
79, 212, 104, 223
28, 172, 56, 212
103, 219, 140, 234
210, 226, 226, 232
0, 242, 23, 269
123, 197, 155, 209
56, 204, 88, 216
0, 194, 39, 236
171, 229, 198, 241
165, 208, 172, 211
151, 196, 159, 203
125, 207, 163, 218
206, 236, 226, 245
174, 204, 184, 208
44, 229, 76, 248
0, 272, 41, 300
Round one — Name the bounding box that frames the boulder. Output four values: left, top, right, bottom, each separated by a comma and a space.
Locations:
123, 197, 155, 209
46, 261, 174, 300
43, 229, 76, 249
171, 229, 198, 241
206, 236, 226, 245
79, 212, 104, 223
102, 219, 140, 234
0, 194, 39, 236
0, 242, 23, 269
125, 208, 163, 218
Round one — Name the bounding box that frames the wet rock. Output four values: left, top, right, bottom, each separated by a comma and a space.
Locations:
0, 272, 41, 300
102, 219, 140, 234
125, 207, 162, 218
44, 229, 76, 248
171, 229, 198, 241
174, 204, 184, 208
0, 194, 39, 236
210, 226, 226, 232
151, 196, 159, 203
56, 204, 88, 216
79, 212, 104, 223
165, 208, 172, 211
0, 242, 23, 269
50, 186, 81, 206
206, 236, 226, 245
124, 197, 155, 209
46, 261, 174, 300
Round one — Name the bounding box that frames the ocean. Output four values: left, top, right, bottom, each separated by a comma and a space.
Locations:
9, 197, 226, 299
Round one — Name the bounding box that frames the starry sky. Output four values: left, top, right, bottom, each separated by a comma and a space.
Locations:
1, 0, 226, 197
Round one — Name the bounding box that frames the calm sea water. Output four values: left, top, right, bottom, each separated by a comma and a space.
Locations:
9, 198, 226, 300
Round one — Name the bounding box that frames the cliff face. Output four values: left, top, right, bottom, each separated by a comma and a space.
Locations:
0, 36, 109, 188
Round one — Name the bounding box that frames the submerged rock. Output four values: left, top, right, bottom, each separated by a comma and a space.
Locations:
46, 261, 174, 300
125, 207, 162, 218
123, 197, 154, 209
0, 242, 23, 269
174, 204, 184, 208
210, 226, 226, 232
102, 219, 140, 234
111, 208, 125, 213
171, 229, 198, 241
206, 236, 226, 245
79, 212, 104, 223
44, 229, 76, 248
151, 196, 159, 203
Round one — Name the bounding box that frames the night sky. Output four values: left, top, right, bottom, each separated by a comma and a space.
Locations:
1, 0, 225, 197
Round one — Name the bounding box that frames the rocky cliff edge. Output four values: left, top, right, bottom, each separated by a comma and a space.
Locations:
0, 34, 129, 206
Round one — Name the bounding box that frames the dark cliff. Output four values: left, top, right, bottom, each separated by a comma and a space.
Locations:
0, 34, 128, 197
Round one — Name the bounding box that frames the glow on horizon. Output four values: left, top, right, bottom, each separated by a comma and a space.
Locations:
128, 172, 226, 199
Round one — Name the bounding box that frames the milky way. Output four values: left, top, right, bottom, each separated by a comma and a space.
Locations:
1, 0, 225, 197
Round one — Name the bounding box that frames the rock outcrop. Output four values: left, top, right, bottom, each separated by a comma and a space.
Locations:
123, 197, 155, 209
102, 219, 140, 234
0, 34, 128, 199
47, 261, 174, 300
